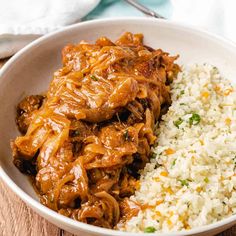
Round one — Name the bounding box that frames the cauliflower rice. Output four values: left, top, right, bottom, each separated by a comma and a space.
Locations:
118, 64, 236, 233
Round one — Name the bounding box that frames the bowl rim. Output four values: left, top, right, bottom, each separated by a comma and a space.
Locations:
0, 17, 236, 236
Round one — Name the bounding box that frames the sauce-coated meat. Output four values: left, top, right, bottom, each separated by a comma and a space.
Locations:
11, 32, 180, 228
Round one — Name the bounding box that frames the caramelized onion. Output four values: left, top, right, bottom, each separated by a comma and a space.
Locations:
12, 32, 180, 228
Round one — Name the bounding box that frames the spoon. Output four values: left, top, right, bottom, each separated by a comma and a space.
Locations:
124, 0, 165, 19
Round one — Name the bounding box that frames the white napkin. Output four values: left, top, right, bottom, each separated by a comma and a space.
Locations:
0, 0, 100, 58
2, 0, 236, 59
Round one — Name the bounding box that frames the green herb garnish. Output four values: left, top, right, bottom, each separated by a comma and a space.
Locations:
74, 130, 80, 136
150, 152, 156, 159
124, 130, 131, 141
180, 103, 186, 106
171, 159, 176, 168
204, 177, 209, 183
154, 163, 162, 169
189, 113, 201, 126
90, 75, 99, 81
173, 118, 183, 128
179, 179, 189, 187
212, 66, 218, 73
144, 226, 156, 233
180, 90, 185, 95
140, 99, 149, 108
233, 157, 236, 166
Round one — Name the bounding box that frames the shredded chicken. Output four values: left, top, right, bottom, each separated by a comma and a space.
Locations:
11, 32, 180, 228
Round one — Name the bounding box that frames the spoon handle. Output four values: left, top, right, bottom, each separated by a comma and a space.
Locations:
124, 0, 165, 19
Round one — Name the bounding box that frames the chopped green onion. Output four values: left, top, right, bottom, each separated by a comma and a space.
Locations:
180, 103, 186, 106
180, 90, 185, 95
173, 118, 183, 128
189, 113, 201, 126
179, 179, 189, 187
204, 177, 209, 183
90, 75, 99, 81
144, 226, 156, 233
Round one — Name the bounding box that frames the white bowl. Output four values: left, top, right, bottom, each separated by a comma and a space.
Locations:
0, 18, 236, 236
